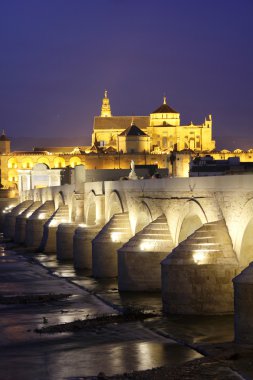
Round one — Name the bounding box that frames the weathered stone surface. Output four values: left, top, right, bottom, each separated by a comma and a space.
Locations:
92, 213, 132, 277
14, 201, 42, 243
73, 224, 101, 269
162, 220, 239, 314
3, 200, 33, 239
234, 263, 253, 344
56, 223, 78, 260
118, 215, 174, 291
25, 201, 55, 249
40, 205, 69, 253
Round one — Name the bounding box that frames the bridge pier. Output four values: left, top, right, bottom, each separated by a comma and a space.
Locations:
56, 223, 78, 260
25, 201, 55, 249
118, 215, 173, 291
234, 264, 253, 344
73, 224, 101, 269
14, 201, 42, 243
40, 205, 69, 253
3, 200, 33, 240
92, 213, 132, 278
161, 220, 239, 314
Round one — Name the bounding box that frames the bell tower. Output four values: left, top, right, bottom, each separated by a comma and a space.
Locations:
101, 90, 112, 117
0, 130, 10, 154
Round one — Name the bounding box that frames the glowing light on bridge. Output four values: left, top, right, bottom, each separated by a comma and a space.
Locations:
111, 231, 121, 242
193, 250, 208, 264
140, 240, 155, 251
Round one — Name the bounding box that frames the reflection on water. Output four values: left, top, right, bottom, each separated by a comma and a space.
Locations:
33, 252, 234, 344
0, 237, 5, 256
35, 253, 163, 312
50, 340, 200, 377
0, 339, 201, 380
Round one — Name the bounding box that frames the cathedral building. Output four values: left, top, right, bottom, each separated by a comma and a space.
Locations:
1, 90, 252, 190
92, 91, 215, 153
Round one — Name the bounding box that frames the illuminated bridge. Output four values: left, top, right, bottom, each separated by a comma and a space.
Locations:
4, 168, 253, 317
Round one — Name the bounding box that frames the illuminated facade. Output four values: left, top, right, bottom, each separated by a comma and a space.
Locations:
92, 91, 216, 153
3, 90, 253, 190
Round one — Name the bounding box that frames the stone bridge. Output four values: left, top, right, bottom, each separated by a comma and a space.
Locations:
4, 170, 253, 316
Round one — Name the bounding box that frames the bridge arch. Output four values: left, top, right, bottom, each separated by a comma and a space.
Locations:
234, 198, 253, 266
54, 191, 65, 210
85, 191, 97, 225
107, 190, 124, 220
175, 199, 208, 244
134, 201, 153, 233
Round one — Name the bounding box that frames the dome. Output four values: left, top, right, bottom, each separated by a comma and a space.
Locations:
151, 96, 178, 114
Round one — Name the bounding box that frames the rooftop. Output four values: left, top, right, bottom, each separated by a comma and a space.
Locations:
152, 96, 178, 114
119, 124, 148, 137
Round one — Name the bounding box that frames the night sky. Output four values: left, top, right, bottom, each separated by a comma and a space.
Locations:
0, 0, 253, 148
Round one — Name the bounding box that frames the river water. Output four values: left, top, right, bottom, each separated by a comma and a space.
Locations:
0, 242, 234, 380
